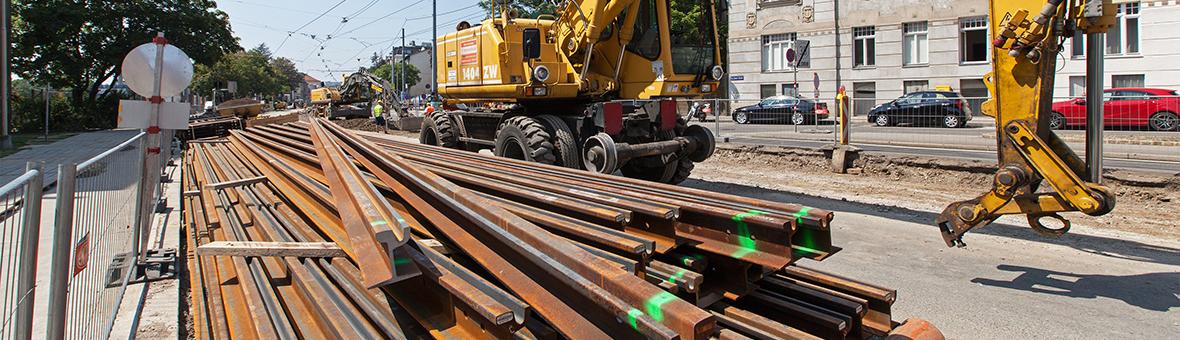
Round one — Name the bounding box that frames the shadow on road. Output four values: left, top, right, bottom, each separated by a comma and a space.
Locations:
972, 264, 1180, 312
681, 178, 1180, 267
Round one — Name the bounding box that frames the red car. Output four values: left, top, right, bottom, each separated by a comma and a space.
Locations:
1051, 88, 1180, 131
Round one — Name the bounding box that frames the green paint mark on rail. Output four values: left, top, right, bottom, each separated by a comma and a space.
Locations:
731, 209, 768, 258
666, 268, 688, 285
791, 207, 813, 225
392, 257, 411, 266
644, 291, 678, 322
370, 219, 388, 226
626, 308, 643, 330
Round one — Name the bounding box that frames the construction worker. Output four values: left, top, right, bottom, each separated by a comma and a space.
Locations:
372, 101, 387, 133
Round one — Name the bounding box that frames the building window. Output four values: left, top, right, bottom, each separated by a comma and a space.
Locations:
1112, 74, 1145, 88
1069, 76, 1086, 97
782, 83, 799, 97
903, 22, 929, 65
853, 26, 876, 67
904, 80, 929, 94
1072, 2, 1141, 57
762, 33, 809, 71
960, 17, 989, 63
853, 82, 876, 116
760, 84, 777, 98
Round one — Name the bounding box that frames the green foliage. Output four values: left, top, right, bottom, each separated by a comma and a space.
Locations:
478, 0, 556, 19
191, 44, 304, 99
11, 0, 239, 130
371, 63, 422, 91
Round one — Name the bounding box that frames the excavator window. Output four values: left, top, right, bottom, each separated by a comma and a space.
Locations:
626, 0, 661, 60
668, 0, 717, 75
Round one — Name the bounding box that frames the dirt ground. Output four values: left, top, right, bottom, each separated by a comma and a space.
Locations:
692, 145, 1180, 241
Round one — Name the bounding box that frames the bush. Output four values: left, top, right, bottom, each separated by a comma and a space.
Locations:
9, 89, 128, 133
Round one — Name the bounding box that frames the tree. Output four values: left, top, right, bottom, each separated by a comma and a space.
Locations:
371, 63, 421, 91
12, 0, 239, 128
478, 0, 555, 19
270, 57, 304, 93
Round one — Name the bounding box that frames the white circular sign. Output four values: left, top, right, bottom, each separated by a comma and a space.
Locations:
121, 42, 194, 97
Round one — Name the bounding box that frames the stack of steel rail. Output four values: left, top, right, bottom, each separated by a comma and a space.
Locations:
181, 119, 942, 339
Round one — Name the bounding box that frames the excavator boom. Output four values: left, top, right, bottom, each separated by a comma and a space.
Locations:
937, 0, 1117, 246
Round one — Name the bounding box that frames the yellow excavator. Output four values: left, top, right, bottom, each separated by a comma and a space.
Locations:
939, 0, 1117, 246
423, 0, 1118, 243
423, 0, 721, 184
311, 70, 409, 120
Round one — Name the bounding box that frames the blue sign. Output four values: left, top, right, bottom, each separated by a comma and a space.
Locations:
730, 75, 745, 81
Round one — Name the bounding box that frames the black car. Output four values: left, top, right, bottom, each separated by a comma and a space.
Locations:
732, 96, 830, 125
867, 91, 973, 128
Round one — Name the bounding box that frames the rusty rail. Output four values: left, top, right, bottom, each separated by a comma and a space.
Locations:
180, 119, 944, 339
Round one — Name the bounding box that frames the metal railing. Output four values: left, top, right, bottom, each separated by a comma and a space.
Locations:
46, 132, 147, 340
0, 163, 43, 340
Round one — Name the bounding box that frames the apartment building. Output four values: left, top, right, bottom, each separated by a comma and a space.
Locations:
726, 0, 1180, 115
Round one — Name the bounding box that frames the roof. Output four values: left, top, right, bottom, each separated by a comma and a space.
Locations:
302, 74, 321, 83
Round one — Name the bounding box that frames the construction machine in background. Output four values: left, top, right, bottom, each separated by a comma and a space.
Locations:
422, 0, 721, 184
311, 70, 422, 129
938, 0, 1117, 246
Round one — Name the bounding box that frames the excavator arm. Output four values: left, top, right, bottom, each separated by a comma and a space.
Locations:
937, 0, 1117, 247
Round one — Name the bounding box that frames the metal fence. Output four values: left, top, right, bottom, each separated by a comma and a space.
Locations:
0, 163, 43, 340
695, 93, 1180, 163
45, 131, 150, 340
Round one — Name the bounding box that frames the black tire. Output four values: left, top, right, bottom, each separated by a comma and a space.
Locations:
667, 158, 694, 184
534, 114, 581, 168
874, 114, 891, 127
420, 111, 459, 148
734, 111, 750, 124
494, 116, 556, 164
942, 114, 964, 128
1148, 111, 1179, 131
1049, 112, 1066, 130
791, 111, 807, 125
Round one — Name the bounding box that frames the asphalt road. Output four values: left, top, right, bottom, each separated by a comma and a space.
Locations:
704, 117, 1180, 174
684, 179, 1180, 339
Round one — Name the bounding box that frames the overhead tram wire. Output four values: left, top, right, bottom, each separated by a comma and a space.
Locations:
334, 0, 426, 38
275, 0, 348, 53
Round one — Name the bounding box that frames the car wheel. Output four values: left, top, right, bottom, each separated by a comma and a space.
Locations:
943, 114, 962, 128
791, 111, 806, 125
1049, 112, 1066, 130
874, 114, 891, 127
1149, 111, 1179, 131
734, 111, 749, 124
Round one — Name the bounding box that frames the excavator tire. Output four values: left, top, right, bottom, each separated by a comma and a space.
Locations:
619, 124, 696, 184
534, 114, 581, 169
494, 116, 556, 164
420, 111, 459, 148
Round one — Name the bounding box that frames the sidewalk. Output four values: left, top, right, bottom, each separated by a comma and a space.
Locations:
0, 130, 142, 185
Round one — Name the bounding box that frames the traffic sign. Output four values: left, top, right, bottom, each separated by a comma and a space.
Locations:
813, 73, 820, 98
121, 42, 193, 97
785, 48, 796, 65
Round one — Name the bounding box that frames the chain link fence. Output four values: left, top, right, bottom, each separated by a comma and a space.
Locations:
699, 92, 1180, 164
44, 131, 157, 340
0, 163, 43, 340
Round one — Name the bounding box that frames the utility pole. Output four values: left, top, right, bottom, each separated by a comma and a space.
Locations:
430, 0, 437, 101
401, 27, 406, 100
1, 0, 13, 149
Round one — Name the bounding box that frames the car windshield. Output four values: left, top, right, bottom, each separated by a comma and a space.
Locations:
759, 97, 780, 105
667, 0, 716, 75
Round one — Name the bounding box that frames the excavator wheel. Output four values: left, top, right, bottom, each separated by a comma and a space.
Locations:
420, 111, 459, 148
619, 125, 695, 184
494, 116, 556, 164
534, 114, 581, 169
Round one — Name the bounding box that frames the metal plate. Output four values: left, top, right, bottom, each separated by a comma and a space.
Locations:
121, 42, 194, 97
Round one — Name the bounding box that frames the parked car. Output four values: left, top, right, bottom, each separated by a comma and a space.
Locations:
867, 91, 974, 128
732, 95, 829, 124
1050, 88, 1180, 131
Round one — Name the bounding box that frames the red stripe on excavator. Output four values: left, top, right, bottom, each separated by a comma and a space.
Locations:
660, 99, 677, 131
604, 102, 623, 135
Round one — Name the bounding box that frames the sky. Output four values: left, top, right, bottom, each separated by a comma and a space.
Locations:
218, 0, 487, 82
